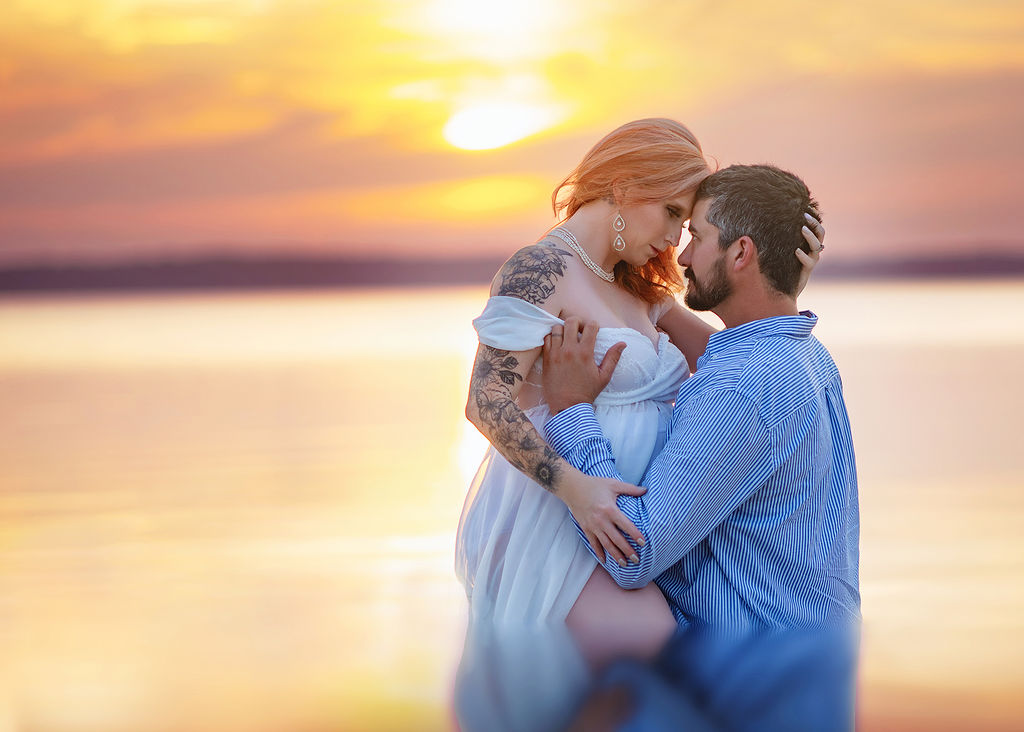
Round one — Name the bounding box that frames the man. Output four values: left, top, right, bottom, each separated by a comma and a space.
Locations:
542, 164, 860, 631
544, 165, 861, 730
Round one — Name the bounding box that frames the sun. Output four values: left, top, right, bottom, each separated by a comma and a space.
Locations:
443, 102, 562, 151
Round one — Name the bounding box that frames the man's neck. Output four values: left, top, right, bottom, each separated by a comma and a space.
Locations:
714, 294, 799, 330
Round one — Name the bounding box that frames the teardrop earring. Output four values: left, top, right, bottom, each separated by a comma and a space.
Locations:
612, 212, 626, 252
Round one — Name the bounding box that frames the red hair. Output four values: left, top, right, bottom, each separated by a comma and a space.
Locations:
552, 118, 711, 304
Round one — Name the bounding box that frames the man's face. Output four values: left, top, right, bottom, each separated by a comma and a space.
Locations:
678, 197, 733, 312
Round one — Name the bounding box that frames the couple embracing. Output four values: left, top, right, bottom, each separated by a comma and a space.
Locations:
454, 119, 859, 731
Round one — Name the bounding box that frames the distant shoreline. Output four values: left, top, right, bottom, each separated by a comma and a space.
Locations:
1, 253, 1022, 294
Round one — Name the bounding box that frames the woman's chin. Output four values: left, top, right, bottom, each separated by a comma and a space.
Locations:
624, 250, 659, 267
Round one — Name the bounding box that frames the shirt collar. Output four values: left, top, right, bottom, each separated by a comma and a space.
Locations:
704, 310, 818, 360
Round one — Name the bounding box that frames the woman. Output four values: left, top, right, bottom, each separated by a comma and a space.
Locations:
455, 118, 823, 663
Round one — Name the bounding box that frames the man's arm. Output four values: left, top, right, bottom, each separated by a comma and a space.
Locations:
545, 390, 774, 588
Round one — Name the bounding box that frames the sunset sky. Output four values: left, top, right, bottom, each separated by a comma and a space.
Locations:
1, 0, 1022, 266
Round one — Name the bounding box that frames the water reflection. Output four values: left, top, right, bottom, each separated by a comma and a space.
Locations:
455, 620, 860, 732
574, 629, 859, 732
455, 621, 590, 732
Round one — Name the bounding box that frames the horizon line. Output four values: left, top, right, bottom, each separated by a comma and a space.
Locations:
1, 251, 1023, 294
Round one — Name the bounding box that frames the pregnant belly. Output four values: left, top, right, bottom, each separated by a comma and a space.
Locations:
525, 401, 671, 485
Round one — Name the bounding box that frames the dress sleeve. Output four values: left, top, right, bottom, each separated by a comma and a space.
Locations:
472, 296, 565, 351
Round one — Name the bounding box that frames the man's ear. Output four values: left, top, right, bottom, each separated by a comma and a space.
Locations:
731, 235, 758, 273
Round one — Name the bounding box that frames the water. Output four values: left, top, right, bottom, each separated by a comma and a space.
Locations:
1, 281, 1022, 731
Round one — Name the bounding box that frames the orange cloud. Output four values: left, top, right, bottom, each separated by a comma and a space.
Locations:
0, 0, 1022, 264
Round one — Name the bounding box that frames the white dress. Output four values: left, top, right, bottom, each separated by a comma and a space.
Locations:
454, 295, 689, 624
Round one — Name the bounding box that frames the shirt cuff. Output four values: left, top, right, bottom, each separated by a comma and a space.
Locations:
544, 402, 604, 457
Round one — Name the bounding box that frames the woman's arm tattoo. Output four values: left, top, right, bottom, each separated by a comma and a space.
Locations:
494, 246, 572, 306
471, 346, 563, 492
469, 244, 572, 490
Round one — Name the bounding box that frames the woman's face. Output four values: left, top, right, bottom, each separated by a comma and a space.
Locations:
615, 191, 695, 266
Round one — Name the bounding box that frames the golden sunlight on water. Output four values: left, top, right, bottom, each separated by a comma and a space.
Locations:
0, 281, 1022, 731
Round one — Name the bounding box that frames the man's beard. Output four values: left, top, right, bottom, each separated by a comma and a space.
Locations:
684, 256, 732, 311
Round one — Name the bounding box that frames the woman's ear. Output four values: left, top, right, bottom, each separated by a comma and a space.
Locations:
610, 182, 628, 207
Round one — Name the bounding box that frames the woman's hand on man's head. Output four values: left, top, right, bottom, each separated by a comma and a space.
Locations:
795, 213, 825, 295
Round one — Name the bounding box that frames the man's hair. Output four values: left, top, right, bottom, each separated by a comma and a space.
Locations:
695, 164, 821, 296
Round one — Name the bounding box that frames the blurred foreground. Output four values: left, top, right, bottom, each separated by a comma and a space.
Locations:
1, 281, 1022, 731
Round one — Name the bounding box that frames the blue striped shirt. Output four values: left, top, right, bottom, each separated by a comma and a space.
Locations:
545, 312, 860, 631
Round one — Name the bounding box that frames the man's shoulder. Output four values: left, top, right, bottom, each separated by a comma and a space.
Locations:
729, 334, 841, 419
743, 332, 838, 375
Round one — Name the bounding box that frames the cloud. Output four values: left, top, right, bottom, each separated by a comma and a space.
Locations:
0, 0, 1022, 263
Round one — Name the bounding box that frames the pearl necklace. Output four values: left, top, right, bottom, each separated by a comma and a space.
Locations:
548, 227, 615, 282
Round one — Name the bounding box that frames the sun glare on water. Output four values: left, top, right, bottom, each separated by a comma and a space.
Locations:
443, 103, 563, 151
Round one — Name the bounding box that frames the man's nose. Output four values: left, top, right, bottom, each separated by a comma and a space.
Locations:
677, 243, 692, 268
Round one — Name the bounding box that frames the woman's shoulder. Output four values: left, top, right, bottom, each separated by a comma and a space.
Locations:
488, 239, 577, 313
